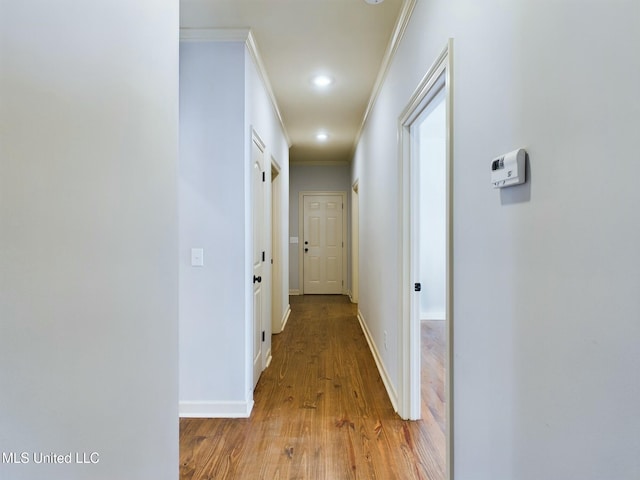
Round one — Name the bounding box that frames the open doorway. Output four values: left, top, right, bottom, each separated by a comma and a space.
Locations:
271, 160, 284, 334
413, 87, 447, 448
350, 181, 359, 304
398, 40, 453, 479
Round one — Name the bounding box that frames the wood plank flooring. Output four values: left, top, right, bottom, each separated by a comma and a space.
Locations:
421, 320, 446, 434
180, 295, 445, 480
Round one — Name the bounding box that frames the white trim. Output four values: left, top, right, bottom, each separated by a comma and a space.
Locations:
351, 0, 417, 157
298, 191, 348, 295
357, 310, 398, 412
245, 32, 292, 147
178, 28, 291, 148
278, 304, 291, 333
398, 41, 450, 417
289, 289, 300, 296
399, 50, 449, 124
397, 39, 454, 480
421, 313, 446, 322
265, 350, 273, 369
251, 128, 266, 152
270, 157, 281, 336
350, 180, 360, 304
271, 156, 282, 175
179, 400, 254, 419
290, 160, 349, 167
179, 27, 250, 42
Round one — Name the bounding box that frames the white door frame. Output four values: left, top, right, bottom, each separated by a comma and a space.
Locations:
398, 40, 453, 478
271, 159, 283, 334
350, 181, 359, 304
298, 191, 348, 295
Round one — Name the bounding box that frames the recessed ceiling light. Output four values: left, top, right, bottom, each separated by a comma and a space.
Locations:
311, 75, 334, 88
364, 0, 384, 4
316, 132, 329, 142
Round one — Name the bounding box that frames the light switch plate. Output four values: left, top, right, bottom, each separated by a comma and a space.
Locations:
191, 248, 204, 267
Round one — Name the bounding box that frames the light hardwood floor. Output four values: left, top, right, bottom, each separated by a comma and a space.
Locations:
421, 320, 446, 434
180, 295, 445, 480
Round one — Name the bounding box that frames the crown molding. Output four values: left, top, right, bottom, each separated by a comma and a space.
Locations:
179, 28, 250, 42
245, 31, 292, 147
351, 0, 417, 158
289, 160, 349, 167
179, 28, 292, 147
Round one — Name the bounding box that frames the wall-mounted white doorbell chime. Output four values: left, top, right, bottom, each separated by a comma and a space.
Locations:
491, 148, 526, 188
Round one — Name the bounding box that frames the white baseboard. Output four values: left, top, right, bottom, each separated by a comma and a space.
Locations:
356, 309, 398, 412
289, 289, 300, 296
265, 350, 272, 369
278, 304, 291, 333
179, 400, 254, 418
348, 290, 358, 304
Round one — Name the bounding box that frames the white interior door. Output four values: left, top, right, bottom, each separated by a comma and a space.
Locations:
252, 137, 265, 388
303, 194, 343, 294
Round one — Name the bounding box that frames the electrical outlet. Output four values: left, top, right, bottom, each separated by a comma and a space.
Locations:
191, 248, 204, 267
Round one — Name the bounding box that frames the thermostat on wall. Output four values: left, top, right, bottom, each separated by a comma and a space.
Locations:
491, 148, 526, 188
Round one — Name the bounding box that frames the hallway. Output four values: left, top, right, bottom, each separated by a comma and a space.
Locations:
180, 295, 445, 479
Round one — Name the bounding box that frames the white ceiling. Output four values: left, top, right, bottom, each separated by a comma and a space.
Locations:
181, 0, 405, 164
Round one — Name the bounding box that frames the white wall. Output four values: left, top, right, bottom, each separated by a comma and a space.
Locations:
353, 1, 640, 479
179, 37, 289, 416
289, 164, 351, 293
0, 1, 179, 479
179, 41, 248, 413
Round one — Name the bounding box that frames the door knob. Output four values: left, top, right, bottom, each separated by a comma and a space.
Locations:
253, 275, 262, 284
